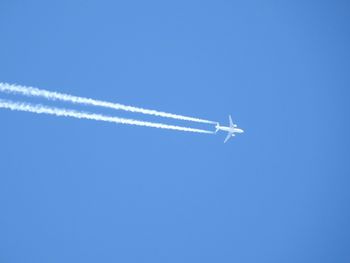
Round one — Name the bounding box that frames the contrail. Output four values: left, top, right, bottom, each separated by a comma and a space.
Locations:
0, 99, 213, 134
0, 82, 215, 124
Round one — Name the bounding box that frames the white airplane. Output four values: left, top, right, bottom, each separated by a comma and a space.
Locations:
215, 115, 244, 143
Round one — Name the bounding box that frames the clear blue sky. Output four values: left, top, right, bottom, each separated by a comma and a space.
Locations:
1, 1, 349, 262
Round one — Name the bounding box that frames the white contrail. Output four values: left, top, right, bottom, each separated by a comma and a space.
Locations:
0, 82, 215, 124
0, 99, 213, 134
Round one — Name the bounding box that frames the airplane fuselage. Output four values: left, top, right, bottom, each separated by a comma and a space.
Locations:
216, 125, 244, 134
216, 115, 244, 142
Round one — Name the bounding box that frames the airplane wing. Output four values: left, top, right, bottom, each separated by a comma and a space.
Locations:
229, 115, 234, 127
224, 132, 233, 143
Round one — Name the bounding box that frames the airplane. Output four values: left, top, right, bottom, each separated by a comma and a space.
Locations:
215, 115, 244, 143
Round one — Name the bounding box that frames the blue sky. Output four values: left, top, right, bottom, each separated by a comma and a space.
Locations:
0, 1, 349, 262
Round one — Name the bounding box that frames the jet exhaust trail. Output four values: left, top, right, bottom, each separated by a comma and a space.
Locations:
0, 82, 215, 124
0, 99, 213, 134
